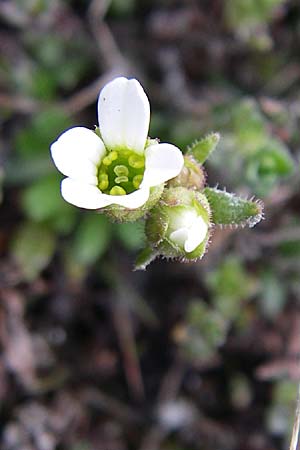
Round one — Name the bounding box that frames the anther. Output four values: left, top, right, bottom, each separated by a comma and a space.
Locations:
98, 173, 109, 191
110, 186, 126, 196
128, 154, 144, 169
115, 176, 129, 184
110, 151, 118, 161
132, 174, 143, 189
102, 156, 112, 166
114, 165, 129, 177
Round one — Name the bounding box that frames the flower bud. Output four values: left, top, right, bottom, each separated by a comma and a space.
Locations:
145, 187, 211, 261
168, 155, 206, 190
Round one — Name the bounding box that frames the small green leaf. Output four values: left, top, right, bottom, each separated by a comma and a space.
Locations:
115, 222, 145, 251
30, 66, 57, 100
187, 132, 220, 164
204, 187, 263, 227
182, 300, 228, 359
71, 214, 111, 266
21, 175, 76, 233
134, 247, 158, 271
14, 107, 71, 159
109, 0, 136, 16
258, 270, 286, 319
5, 155, 53, 185
245, 142, 294, 196
11, 222, 56, 281
225, 0, 283, 30
207, 256, 256, 319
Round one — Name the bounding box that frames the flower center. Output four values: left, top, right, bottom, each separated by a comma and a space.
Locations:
97, 149, 145, 196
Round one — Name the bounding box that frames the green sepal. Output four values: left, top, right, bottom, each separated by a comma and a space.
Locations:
186, 132, 220, 164
145, 208, 169, 248
102, 184, 164, 223
134, 246, 159, 271
204, 187, 263, 228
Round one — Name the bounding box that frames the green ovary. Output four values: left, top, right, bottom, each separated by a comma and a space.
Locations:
97, 149, 145, 196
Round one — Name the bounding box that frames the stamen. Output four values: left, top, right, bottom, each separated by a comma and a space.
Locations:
132, 174, 143, 189
128, 154, 144, 169
115, 176, 129, 184
102, 156, 112, 166
110, 186, 126, 195
114, 165, 129, 177
110, 151, 118, 161
98, 149, 145, 195
98, 173, 109, 191
102, 151, 118, 166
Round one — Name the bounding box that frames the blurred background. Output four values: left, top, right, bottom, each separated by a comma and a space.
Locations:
1, 0, 300, 449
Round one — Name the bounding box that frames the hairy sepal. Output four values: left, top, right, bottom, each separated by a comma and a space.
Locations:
204, 187, 264, 228
186, 132, 220, 164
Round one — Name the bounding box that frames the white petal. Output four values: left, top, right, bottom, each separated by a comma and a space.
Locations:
98, 77, 150, 154
184, 217, 208, 253
61, 178, 150, 210
141, 143, 184, 188
61, 178, 107, 209
50, 127, 106, 184
171, 210, 198, 231
170, 228, 189, 249
98, 186, 150, 209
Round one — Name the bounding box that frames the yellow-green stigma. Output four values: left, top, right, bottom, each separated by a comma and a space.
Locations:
98, 149, 145, 195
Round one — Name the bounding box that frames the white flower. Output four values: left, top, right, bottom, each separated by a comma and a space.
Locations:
50, 77, 184, 210
168, 208, 208, 253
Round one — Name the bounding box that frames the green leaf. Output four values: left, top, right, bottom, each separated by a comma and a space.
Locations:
244, 140, 294, 196
21, 175, 76, 233
247, 140, 294, 177
30, 66, 57, 100
11, 222, 56, 281
207, 256, 256, 319
225, 0, 283, 30
187, 132, 220, 164
14, 107, 71, 159
71, 214, 111, 266
134, 247, 158, 271
258, 270, 286, 319
231, 100, 266, 153
5, 155, 53, 185
115, 222, 145, 251
182, 300, 228, 359
109, 0, 136, 16
204, 187, 263, 227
